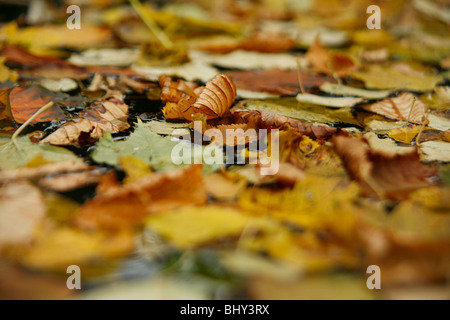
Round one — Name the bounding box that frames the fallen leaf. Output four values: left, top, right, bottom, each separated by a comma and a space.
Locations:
161, 73, 236, 120
75, 165, 207, 231
352, 64, 443, 92
16, 227, 134, 272
233, 109, 339, 140
90, 120, 221, 173
420, 141, 450, 162
362, 92, 429, 125
145, 206, 266, 249
0, 56, 18, 83
305, 36, 357, 77
0, 136, 81, 171
227, 69, 335, 96
40, 93, 129, 145
240, 97, 360, 127
296, 93, 365, 108
388, 125, 423, 144
69, 48, 140, 67
1, 45, 88, 80
9, 86, 71, 124
239, 32, 296, 53
333, 135, 438, 200
191, 50, 301, 71
203, 172, 248, 201
319, 82, 392, 100
0, 182, 46, 248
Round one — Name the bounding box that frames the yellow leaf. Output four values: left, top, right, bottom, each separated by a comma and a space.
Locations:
18, 227, 134, 272
119, 155, 152, 184
388, 126, 423, 144
145, 206, 271, 249
352, 64, 443, 92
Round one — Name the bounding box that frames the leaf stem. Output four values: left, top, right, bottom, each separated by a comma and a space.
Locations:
129, 0, 174, 49
11, 101, 54, 147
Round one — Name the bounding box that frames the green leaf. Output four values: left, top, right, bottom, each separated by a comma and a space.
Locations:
242, 97, 361, 126
0, 136, 81, 170
91, 120, 222, 173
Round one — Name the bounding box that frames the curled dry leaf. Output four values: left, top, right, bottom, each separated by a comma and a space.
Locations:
40, 94, 130, 145
75, 165, 207, 231
160, 74, 236, 120
362, 92, 429, 125
305, 36, 357, 78
233, 110, 339, 140
333, 135, 438, 200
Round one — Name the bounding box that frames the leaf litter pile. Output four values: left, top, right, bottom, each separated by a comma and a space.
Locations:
0, 0, 449, 300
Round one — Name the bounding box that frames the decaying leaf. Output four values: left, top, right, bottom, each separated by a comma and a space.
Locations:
161, 73, 236, 120
227, 69, 335, 96
305, 36, 357, 77
233, 109, 339, 140
420, 141, 450, 162
75, 165, 207, 230
40, 93, 129, 145
361, 92, 429, 125
333, 134, 438, 200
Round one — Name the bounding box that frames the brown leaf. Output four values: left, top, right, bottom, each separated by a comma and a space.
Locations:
305, 36, 357, 77
362, 92, 429, 125
75, 165, 207, 231
160, 74, 236, 120
233, 110, 339, 140
9, 86, 69, 124
240, 32, 296, 53
1, 45, 88, 80
0, 87, 14, 122
333, 135, 438, 200
227, 68, 335, 95
40, 94, 129, 145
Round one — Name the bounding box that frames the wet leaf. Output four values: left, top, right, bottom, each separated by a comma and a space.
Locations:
40, 94, 129, 145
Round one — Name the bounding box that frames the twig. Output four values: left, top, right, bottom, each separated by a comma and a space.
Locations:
296, 57, 305, 95
129, 0, 174, 49
11, 101, 54, 148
